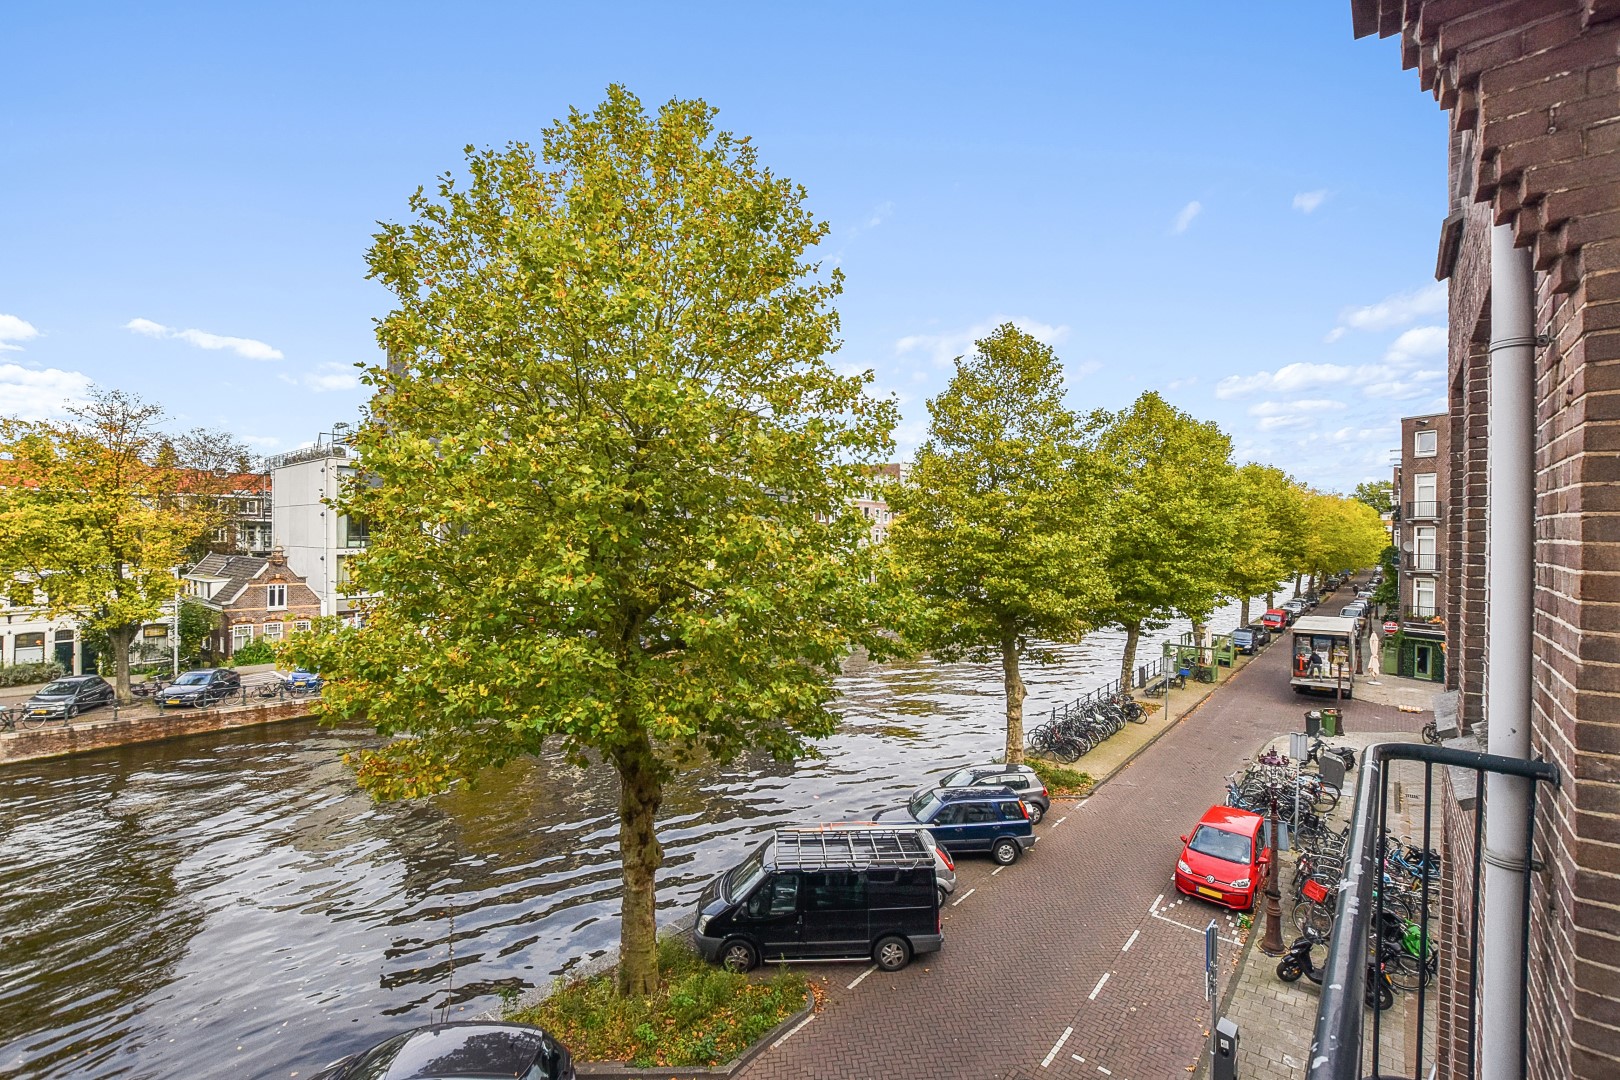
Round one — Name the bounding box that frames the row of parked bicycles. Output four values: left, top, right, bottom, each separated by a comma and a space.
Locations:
1225, 739, 1443, 1010
1025, 693, 1146, 762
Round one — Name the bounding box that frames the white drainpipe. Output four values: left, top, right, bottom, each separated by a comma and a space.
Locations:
1480, 223, 1536, 1080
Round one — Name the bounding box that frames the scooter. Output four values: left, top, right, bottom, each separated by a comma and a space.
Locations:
1276, 929, 1395, 1011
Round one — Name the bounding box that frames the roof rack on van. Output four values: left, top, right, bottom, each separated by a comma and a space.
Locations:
772, 827, 933, 872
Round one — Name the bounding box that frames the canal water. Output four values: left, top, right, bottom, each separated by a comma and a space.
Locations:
0, 601, 1257, 1079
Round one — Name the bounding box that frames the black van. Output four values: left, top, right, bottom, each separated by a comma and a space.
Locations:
692, 828, 942, 973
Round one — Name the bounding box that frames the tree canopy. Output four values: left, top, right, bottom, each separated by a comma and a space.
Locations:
0, 389, 247, 698
286, 86, 898, 995
1351, 480, 1395, 516
885, 324, 1109, 763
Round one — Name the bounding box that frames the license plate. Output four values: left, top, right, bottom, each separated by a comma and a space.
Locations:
165, 699, 181, 706
32, 709, 48, 715
1196, 885, 1223, 900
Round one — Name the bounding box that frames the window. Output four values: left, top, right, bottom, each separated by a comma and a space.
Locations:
293, 620, 312, 633
806, 871, 866, 912
1413, 527, 1437, 571
998, 800, 1027, 821
1189, 826, 1252, 865
1412, 473, 1438, 518
744, 873, 801, 919
1414, 578, 1437, 618
961, 803, 997, 824
266, 584, 287, 609
339, 512, 370, 548
930, 804, 964, 825
262, 622, 283, 641
1413, 430, 1438, 457
13, 631, 45, 663
232, 624, 255, 650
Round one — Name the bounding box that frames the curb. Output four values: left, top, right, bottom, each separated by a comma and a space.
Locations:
573, 990, 816, 1080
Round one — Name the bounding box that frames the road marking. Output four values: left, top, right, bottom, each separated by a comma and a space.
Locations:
845, 965, 876, 990
1097, 1068, 1112, 1076
1151, 893, 1164, 914
771, 1013, 813, 1049
1040, 1027, 1073, 1068
1055, 815, 1068, 824
1088, 972, 1111, 1000
1151, 908, 1242, 946
1077, 798, 1090, 809
1121, 929, 1140, 952
1072, 1054, 1086, 1063
992, 866, 1005, 876
952, 888, 976, 907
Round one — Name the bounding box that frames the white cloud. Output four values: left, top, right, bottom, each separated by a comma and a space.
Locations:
1385, 325, 1446, 363
1331, 284, 1446, 336
894, 315, 1072, 368
847, 201, 894, 238
1166, 375, 1200, 391
0, 314, 41, 352
285, 362, 360, 393
125, 317, 284, 361
0, 363, 93, 420
1248, 399, 1340, 417
1172, 201, 1202, 234
1292, 190, 1329, 214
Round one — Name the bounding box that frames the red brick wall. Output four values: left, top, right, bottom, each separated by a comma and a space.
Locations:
1359, 2, 1620, 1076
216, 566, 322, 657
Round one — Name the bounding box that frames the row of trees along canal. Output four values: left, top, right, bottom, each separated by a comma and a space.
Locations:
0, 88, 1388, 1001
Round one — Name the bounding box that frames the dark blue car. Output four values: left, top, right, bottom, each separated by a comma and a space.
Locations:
876, 786, 1034, 865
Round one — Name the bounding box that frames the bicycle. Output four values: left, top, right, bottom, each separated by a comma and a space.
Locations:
1, 703, 48, 730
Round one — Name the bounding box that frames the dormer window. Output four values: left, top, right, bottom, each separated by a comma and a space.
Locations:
267, 584, 287, 610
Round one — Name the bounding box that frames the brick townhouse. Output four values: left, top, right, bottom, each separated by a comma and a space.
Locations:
184, 548, 321, 660
1351, 2, 1620, 1077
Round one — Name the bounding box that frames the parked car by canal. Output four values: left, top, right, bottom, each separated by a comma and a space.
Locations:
160, 668, 242, 708
875, 786, 1034, 865
782, 821, 958, 906
23, 675, 116, 721
1230, 626, 1263, 655
692, 827, 942, 973
307, 1020, 575, 1080
1261, 608, 1290, 630
910, 762, 1051, 824
1173, 804, 1270, 912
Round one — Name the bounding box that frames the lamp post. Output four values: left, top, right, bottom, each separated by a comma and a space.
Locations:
1259, 788, 1287, 956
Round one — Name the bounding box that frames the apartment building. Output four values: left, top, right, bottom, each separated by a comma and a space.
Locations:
268, 431, 370, 620
1390, 413, 1448, 682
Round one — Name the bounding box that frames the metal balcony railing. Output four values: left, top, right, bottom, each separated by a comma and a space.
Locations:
1404, 500, 1443, 520
1404, 551, 1441, 573
1307, 742, 1560, 1080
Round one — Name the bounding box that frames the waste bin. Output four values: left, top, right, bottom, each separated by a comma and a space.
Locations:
1304, 710, 1321, 738
1320, 708, 1341, 737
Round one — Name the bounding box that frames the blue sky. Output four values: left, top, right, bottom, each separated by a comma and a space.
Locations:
1, 2, 1447, 491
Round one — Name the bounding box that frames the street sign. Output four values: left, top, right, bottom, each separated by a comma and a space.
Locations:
1383, 620, 1400, 634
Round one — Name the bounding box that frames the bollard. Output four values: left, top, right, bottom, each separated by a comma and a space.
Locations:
1213, 1017, 1240, 1080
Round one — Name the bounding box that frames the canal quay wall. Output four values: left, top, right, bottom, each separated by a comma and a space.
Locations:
0, 698, 315, 765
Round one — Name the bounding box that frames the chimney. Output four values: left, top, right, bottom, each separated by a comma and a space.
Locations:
269, 546, 287, 567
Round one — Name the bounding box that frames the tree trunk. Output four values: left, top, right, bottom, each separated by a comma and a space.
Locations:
1292, 573, 1302, 598
1119, 621, 1140, 692
614, 732, 664, 997
1266, 590, 1275, 608
1000, 631, 1026, 765
1239, 598, 1252, 627
107, 625, 136, 703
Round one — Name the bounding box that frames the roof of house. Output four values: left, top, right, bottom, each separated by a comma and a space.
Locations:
187, 553, 271, 607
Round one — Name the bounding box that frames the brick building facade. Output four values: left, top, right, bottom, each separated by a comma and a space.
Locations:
184, 549, 321, 660
1352, 2, 1620, 1077
1394, 413, 1450, 680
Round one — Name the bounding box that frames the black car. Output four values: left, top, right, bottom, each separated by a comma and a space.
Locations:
876, 786, 1034, 865
23, 675, 116, 720
309, 1021, 574, 1080
160, 668, 242, 708
1229, 627, 1262, 655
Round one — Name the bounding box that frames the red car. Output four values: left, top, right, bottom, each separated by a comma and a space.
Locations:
1260, 608, 1290, 630
1174, 805, 1270, 911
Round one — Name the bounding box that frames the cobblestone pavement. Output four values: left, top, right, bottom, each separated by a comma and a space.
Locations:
739, 589, 1427, 1080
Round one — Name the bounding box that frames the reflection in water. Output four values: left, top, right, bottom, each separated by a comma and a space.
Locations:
0, 603, 1250, 1079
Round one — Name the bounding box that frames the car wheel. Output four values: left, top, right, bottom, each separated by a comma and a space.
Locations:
937, 886, 949, 908
720, 940, 757, 973
66, 705, 78, 720
992, 838, 1020, 865
873, 935, 911, 972
1026, 802, 1045, 825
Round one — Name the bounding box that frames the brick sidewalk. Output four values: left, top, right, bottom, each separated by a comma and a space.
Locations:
738, 584, 1429, 1080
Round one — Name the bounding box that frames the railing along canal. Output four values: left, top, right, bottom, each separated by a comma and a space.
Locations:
1307, 741, 1560, 1080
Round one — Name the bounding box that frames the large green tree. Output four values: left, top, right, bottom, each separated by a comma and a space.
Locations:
0, 390, 241, 700
1301, 492, 1390, 580
1223, 464, 1307, 627
886, 324, 1109, 765
285, 87, 898, 996
1350, 479, 1394, 516
1089, 393, 1237, 687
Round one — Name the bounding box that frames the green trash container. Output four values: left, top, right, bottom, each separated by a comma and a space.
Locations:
1320, 708, 1341, 737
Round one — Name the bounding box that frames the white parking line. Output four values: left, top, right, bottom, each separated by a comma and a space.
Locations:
771, 1013, 814, 1049
1098, 1067, 1113, 1076
1150, 893, 1164, 914
1040, 1027, 1073, 1068
952, 888, 976, 907
1121, 929, 1140, 952
1055, 815, 1068, 824
1088, 972, 1111, 1000
846, 965, 876, 990
992, 866, 1005, 876
1072, 1054, 1086, 1063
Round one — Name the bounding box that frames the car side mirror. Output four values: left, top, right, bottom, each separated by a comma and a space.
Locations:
1180, 835, 1189, 845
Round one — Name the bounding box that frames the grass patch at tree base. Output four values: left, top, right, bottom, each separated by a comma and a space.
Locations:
1025, 759, 1095, 797
508, 936, 809, 1068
